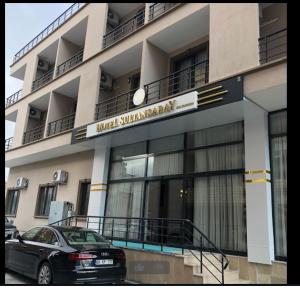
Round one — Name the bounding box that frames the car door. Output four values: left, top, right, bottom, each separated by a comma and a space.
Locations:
22, 227, 59, 278
7, 227, 42, 274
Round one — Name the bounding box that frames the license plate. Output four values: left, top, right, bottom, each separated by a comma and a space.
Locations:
95, 259, 113, 265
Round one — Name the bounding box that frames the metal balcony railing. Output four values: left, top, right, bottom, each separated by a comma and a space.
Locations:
144, 59, 209, 103
12, 3, 86, 64
56, 49, 84, 77
103, 10, 145, 48
148, 3, 180, 21
50, 215, 229, 284
5, 137, 13, 151
23, 124, 45, 144
5, 90, 22, 108
47, 113, 75, 136
95, 89, 137, 120
259, 28, 287, 64
32, 68, 54, 91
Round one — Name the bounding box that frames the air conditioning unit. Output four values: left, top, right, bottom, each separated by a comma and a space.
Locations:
52, 170, 68, 184
29, 107, 42, 120
107, 9, 119, 28
100, 72, 113, 90
37, 59, 49, 72
16, 177, 28, 189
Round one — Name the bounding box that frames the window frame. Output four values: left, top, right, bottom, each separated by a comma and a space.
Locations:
34, 184, 57, 218
5, 189, 21, 217
76, 179, 91, 217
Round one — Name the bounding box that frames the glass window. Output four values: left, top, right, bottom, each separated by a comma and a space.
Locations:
35, 185, 56, 217
110, 157, 146, 180
77, 180, 91, 216
5, 190, 20, 216
147, 152, 183, 176
149, 134, 184, 154
22, 227, 42, 241
187, 122, 243, 149
34, 228, 58, 245
270, 110, 287, 258
112, 141, 147, 161
193, 174, 247, 252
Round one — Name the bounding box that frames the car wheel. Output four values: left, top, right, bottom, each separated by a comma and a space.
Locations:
38, 262, 52, 285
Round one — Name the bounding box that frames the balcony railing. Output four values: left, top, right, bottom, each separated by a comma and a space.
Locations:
95, 89, 137, 120
32, 68, 54, 91
144, 59, 209, 103
259, 28, 287, 64
5, 89, 22, 108
13, 3, 86, 64
47, 113, 75, 136
103, 10, 145, 48
56, 49, 84, 77
148, 3, 180, 21
23, 124, 45, 144
5, 137, 13, 151
95, 60, 209, 121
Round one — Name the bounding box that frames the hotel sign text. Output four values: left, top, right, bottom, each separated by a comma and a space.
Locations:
86, 91, 198, 138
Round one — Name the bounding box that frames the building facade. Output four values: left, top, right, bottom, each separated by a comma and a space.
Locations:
5, 3, 286, 283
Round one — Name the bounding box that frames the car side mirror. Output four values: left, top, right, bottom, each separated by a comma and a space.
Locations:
16, 232, 23, 243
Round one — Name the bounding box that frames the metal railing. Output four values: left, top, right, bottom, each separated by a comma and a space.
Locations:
47, 113, 75, 136
23, 124, 45, 144
50, 215, 229, 284
259, 28, 287, 64
103, 10, 145, 48
56, 49, 84, 77
5, 137, 13, 151
32, 68, 54, 91
5, 89, 22, 108
149, 3, 180, 21
144, 60, 209, 103
95, 89, 137, 120
13, 3, 86, 64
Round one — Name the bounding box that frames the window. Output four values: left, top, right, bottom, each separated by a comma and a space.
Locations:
5, 189, 20, 216
34, 228, 58, 245
76, 180, 91, 216
22, 227, 42, 241
269, 110, 287, 259
35, 184, 57, 217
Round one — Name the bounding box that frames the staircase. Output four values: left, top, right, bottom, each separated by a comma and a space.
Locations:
178, 251, 253, 284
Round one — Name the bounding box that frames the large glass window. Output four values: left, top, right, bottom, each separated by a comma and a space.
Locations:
35, 184, 57, 217
269, 110, 287, 259
5, 189, 20, 216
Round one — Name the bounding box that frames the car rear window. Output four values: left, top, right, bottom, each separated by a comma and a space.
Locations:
62, 230, 110, 248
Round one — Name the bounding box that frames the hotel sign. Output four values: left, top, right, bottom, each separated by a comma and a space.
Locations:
86, 91, 198, 138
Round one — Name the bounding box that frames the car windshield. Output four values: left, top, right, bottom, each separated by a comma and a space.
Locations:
62, 230, 110, 250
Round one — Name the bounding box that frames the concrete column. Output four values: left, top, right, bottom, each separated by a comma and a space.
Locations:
87, 139, 111, 231
12, 104, 29, 147
244, 99, 274, 264
22, 56, 38, 96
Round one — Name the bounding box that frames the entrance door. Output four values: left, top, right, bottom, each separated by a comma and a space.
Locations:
144, 179, 188, 245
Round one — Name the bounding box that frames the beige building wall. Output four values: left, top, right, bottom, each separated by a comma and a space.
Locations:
6, 150, 94, 231
209, 3, 260, 82
56, 38, 81, 67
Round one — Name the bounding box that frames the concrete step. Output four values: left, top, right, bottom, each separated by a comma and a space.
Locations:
203, 270, 240, 284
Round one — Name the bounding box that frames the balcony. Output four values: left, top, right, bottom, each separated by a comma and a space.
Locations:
5, 137, 13, 151
47, 113, 75, 136
5, 89, 22, 108
103, 10, 145, 48
95, 60, 209, 120
32, 68, 54, 91
23, 124, 45, 145
148, 3, 180, 21
259, 28, 287, 64
12, 3, 86, 64
56, 49, 84, 77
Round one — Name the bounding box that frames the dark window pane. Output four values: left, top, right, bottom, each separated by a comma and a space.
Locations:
5, 190, 19, 215
270, 110, 287, 135
149, 134, 184, 154
78, 181, 91, 216
22, 227, 42, 241
112, 141, 147, 161
36, 185, 56, 217
34, 228, 58, 244
110, 158, 146, 180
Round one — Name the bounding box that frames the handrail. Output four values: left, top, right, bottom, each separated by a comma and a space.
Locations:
148, 3, 180, 21
32, 68, 54, 91
5, 137, 13, 151
5, 89, 22, 108
56, 49, 84, 76
47, 113, 75, 136
258, 27, 287, 41
49, 215, 229, 284
23, 124, 45, 144
12, 3, 86, 64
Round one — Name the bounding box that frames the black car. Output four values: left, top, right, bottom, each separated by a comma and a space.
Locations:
5, 217, 17, 240
5, 225, 126, 284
